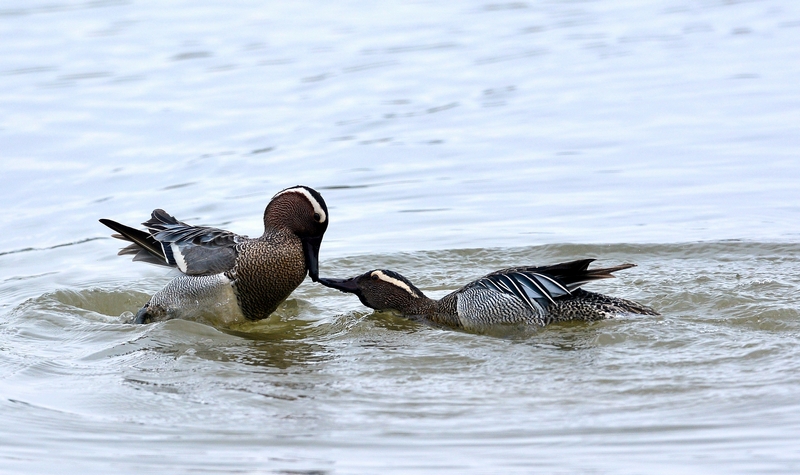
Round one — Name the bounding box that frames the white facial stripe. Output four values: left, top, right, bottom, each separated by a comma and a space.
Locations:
274, 187, 327, 223
372, 271, 418, 298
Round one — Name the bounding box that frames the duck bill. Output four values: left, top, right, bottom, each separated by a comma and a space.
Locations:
301, 235, 323, 282
317, 276, 360, 294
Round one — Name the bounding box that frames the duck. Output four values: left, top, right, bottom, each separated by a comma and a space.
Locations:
318, 259, 658, 331
100, 185, 328, 325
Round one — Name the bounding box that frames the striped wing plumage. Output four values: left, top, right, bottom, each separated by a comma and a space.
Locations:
471, 270, 572, 313
100, 209, 243, 276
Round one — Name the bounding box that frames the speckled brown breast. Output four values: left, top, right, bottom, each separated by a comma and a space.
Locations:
226, 230, 307, 321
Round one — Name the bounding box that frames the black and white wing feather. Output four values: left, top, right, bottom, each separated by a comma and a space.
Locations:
494, 259, 636, 291
472, 270, 572, 312
451, 270, 573, 327
100, 209, 244, 276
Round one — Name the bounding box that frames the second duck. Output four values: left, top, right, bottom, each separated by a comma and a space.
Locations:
319, 259, 658, 331
101, 185, 328, 326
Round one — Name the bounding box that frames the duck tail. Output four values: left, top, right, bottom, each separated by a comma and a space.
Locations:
99, 218, 169, 266
583, 262, 637, 280
511, 259, 637, 290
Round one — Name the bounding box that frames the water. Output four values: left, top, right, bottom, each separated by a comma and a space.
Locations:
2, 0, 800, 473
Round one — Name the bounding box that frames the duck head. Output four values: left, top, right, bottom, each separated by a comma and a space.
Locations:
265, 185, 329, 281
319, 269, 426, 312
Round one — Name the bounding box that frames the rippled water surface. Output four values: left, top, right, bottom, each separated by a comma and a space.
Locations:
2, 0, 800, 473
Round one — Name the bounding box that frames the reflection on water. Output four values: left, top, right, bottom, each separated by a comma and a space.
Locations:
1, 0, 799, 258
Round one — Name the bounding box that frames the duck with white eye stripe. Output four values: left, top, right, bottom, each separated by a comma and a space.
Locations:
100, 185, 329, 326
318, 259, 658, 331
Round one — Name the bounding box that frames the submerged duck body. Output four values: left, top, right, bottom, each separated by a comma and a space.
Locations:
319, 259, 658, 331
101, 185, 328, 325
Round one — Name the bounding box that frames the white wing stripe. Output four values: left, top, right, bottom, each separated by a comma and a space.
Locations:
497, 274, 539, 311
534, 273, 571, 296
170, 243, 189, 273
515, 273, 555, 305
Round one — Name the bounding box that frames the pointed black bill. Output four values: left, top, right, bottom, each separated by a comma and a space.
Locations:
317, 276, 360, 293
301, 235, 324, 282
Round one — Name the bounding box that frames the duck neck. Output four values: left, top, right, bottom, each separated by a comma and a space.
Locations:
402, 295, 439, 316
394, 294, 462, 329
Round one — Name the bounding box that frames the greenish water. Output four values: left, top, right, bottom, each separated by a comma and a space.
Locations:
3, 242, 800, 473
2, 0, 800, 473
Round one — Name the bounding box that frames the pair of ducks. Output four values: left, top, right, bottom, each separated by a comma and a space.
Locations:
101, 185, 657, 330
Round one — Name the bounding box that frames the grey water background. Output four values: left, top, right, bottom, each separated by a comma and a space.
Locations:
2, 0, 800, 473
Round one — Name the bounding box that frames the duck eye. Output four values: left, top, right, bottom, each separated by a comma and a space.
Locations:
371, 274, 379, 281
313, 212, 321, 222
